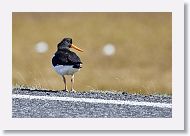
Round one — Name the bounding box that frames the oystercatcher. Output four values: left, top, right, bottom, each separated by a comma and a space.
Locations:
52, 38, 83, 92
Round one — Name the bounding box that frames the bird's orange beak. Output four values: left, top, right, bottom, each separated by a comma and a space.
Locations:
71, 44, 84, 52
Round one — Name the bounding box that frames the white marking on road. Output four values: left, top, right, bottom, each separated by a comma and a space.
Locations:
12, 94, 172, 108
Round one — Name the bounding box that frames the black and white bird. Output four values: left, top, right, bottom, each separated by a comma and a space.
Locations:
52, 38, 83, 92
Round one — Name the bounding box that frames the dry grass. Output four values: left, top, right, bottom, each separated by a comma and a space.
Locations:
12, 12, 172, 95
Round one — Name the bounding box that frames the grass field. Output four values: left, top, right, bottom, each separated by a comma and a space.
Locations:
12, 12, 172, 95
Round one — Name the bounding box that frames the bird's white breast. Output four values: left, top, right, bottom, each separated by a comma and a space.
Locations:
53, 65, 79, 76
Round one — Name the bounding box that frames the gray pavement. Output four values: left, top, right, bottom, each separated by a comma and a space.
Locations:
12, 88, 172, 118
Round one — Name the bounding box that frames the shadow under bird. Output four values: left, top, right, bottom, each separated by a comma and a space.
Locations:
52, 38, 83, 92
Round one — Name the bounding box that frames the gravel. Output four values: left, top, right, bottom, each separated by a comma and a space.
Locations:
12, 88, 172, 118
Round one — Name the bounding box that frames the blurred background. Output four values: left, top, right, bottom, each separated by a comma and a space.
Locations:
12, 12, 172, 95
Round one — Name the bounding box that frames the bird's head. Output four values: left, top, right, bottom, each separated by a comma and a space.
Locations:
57, 38, 84, 52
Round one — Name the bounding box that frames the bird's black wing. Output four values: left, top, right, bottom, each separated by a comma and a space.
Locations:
52, 49, 82, 68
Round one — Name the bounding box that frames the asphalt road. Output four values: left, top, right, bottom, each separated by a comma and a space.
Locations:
12, 88, 172, 118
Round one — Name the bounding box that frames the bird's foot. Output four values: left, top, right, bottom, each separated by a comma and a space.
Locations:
70, 89, 77, 93
61, 89, 68, 92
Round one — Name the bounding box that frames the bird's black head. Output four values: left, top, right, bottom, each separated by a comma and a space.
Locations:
57, 38, 72, 50
57, 38, 84, 52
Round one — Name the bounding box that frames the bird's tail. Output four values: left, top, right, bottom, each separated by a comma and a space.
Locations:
73, 63, 82, 69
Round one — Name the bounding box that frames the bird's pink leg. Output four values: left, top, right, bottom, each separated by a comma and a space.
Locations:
71, 75, 75, 92
62, 75, 68, 91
